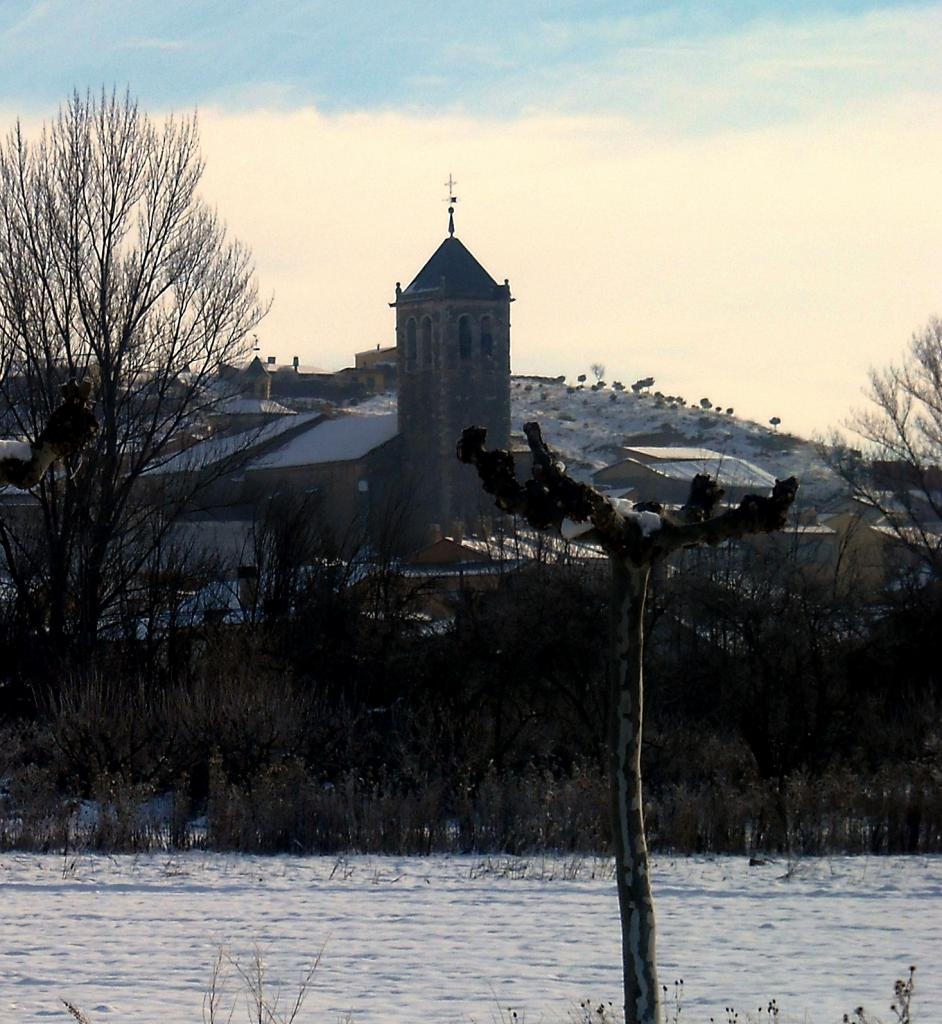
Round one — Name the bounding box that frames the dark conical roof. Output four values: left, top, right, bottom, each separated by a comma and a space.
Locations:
400, 236, 502, 301
244, 355, 270, 378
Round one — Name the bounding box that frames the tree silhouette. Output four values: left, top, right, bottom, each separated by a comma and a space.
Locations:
459, 422, 797, 1024
0, 90, 265, 654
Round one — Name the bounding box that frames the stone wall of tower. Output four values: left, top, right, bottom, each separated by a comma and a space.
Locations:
396, 291, 511, 532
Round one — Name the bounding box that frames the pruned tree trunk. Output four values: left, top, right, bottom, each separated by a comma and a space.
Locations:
610, 559, 659, 1023
458, 421, 797, 1024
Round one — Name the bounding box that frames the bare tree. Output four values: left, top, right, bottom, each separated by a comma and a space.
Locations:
0, 90, 265, 656
835, 318, 942, 577
591, 362, 606, 385
459, 422, 797, 1024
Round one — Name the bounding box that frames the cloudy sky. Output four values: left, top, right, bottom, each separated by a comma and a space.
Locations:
1, 0, 940, 436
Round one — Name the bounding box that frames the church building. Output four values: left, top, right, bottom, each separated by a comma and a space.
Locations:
393, 201, 512, 533
163, 201, 513, 554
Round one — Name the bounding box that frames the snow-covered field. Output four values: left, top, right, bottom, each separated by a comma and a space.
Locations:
1, 854, 937, 1023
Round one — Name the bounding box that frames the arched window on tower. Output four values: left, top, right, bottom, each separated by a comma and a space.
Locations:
421, 317, 433, 367
405, 318, 417, 371
480, 316, 494, 359
458, 315, 473, 360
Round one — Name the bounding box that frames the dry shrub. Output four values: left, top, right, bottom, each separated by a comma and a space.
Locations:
0, 761, 73, 849
175, 665, 314, 790
37, 675, 181, 790
204, 760, 610, 855
647, 762, 942, 855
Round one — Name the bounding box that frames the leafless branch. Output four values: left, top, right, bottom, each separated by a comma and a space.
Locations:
458, 421, 798, 564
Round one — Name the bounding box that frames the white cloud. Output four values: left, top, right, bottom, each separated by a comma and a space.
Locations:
457, 5, 942, 131
2, 3, 940, 440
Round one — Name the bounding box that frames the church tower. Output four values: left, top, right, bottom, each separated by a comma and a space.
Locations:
394, 198, 512, 533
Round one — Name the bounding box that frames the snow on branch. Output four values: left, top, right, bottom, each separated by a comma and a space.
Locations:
0, 380, 98, 490
457, 421, 799, 565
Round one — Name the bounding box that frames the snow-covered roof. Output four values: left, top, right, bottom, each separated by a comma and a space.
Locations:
249, 413, 398, 469
871, 522, 942, 543
459, 532, 608, 563
642, 457, 777, 490
0, 483, 39, 506
211, 398, 296, 417
398, 563, 509, 579
136, 576, 247, 638
0, 439, 33, 462
597, 451, 776, 492
781, 524, 837, 536
147, 413, 323, 475
274, 363, 331, 375
624, 446, 730, 462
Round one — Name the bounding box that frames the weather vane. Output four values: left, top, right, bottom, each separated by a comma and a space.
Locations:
444, 173, 458, 236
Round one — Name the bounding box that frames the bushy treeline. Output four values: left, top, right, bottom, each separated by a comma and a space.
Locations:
0, 524, 939, 855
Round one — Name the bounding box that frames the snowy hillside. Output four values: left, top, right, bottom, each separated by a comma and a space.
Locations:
509, 376, 840, 500
348, 376, 842, 504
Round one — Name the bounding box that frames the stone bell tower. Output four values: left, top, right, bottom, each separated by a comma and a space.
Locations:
393, 194, 512, 533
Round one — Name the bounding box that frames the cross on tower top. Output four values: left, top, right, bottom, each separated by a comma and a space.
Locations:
443, 173, 458, 236
444, 173, 458, 204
